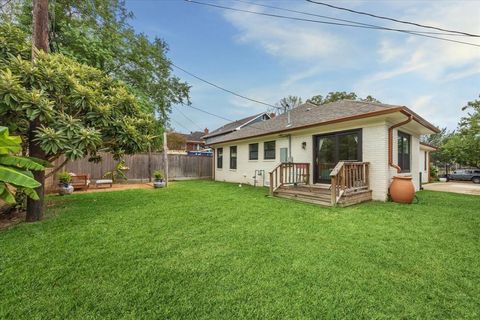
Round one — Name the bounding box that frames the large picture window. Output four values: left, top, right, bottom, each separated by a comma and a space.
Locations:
217, 148, 223, 169
398, 131, 411, 173
264, 141, 276, 160
230, 146, 237, 169
249, 143, 258, 160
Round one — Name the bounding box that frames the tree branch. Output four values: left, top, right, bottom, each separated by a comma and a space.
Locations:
45, 158, 69, 179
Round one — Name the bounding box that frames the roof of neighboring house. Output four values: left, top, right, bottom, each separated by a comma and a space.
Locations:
203, 112, 272, 139
205, 100, 439, 145
185, 131, 205, 143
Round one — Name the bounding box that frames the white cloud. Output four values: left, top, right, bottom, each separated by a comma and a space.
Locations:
214, 0, 479, 129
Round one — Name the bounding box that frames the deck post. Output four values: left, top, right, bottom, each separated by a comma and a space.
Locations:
331, 176, 337, 206
269, 171, 274, 196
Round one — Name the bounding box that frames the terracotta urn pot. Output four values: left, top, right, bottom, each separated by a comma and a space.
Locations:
390, 176, 415, 204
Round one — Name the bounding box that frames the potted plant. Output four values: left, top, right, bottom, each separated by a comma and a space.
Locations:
153, 170, 165, 188
58, 172, 74, 195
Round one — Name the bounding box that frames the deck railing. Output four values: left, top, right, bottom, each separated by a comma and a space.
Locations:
330, 161, 369, 205
269, 162, 310, 195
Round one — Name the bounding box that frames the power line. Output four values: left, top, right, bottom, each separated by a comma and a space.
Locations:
170, 62, 277, 108
170, 118, 191, 133
175, 105, 203, 131
187, 104, 273, 134
185, 0, 480, 48
234, 0, 467, 37
306, 0, 480, 38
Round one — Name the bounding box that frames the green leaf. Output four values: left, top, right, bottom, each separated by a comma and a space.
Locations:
0, 126, 22, 154
0, 165, 41, 188
0, 183, 15, 204
0, 155, 45, 171
22, 187, 39, 200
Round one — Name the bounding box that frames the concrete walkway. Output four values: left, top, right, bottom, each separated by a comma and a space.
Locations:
423, 182, 480, 196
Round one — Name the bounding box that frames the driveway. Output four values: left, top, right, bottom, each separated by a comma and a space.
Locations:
423, 181, 480, 195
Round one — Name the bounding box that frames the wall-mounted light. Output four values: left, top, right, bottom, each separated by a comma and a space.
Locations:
302, 142, 307, 150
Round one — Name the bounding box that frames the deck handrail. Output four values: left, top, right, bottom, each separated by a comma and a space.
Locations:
269, 162, 310, 196
330, 161, 369, 206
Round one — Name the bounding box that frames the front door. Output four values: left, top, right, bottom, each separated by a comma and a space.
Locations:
314, 129, 362, 184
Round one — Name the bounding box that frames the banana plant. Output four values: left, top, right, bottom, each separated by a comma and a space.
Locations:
0, 127, 46, 204
103, 160, 129, 182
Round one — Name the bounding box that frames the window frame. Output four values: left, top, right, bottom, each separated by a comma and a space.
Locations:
249, 143, 259, 160
217, 148, 223, 169
263, 141, 276, 160
397, 131, 411, 173
230, 146, 237, 169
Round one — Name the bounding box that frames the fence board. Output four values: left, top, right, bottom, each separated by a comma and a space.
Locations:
45, 152, 212, 191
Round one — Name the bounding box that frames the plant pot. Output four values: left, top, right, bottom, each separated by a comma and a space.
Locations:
58, 183, 74, 195
389, 176, 415, 204
439, 177, 447, 182
153, 179, 165, 188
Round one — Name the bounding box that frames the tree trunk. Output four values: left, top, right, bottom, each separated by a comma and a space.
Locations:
26, 120, 47, 222
26, 0, 49, 222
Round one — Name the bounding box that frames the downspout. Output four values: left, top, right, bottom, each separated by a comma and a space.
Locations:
388, 113, 413, 173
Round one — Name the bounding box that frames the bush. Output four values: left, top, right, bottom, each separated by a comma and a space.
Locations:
153, 170, 164, 181
58, 172, 71, 184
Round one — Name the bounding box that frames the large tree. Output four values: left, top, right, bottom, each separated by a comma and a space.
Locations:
0, 22, 158, 220
274, 95, 303, 114
306, 91, 380, 105
442, 95, 480, 168
11, 0, 190, 121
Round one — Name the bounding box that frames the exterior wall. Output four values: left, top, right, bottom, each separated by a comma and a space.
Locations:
390, 127, 422, 191
214, 119, 390, 201
419, 150, 429, 184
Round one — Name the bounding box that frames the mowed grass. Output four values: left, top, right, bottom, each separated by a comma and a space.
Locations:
1, 180, 479, 319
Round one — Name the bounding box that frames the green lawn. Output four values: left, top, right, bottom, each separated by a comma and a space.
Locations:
1, 180, 479, 319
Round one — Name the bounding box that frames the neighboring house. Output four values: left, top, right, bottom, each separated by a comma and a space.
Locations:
168, 129, 210, 154
204, 100, 438, 206
185, 129, 209, 151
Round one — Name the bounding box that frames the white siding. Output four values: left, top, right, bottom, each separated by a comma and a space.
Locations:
214, 120, 390, 201
419, 150, 429, 183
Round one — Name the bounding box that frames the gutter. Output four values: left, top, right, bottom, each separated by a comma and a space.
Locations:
388, 112, 413, 173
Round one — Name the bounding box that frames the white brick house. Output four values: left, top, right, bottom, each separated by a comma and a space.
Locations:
204, 100, 438, 206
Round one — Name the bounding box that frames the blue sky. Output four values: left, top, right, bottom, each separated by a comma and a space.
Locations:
125, 0, 480, 133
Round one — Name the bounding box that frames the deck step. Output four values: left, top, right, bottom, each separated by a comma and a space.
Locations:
275, 188, 331, 201
274, 192, 332, 206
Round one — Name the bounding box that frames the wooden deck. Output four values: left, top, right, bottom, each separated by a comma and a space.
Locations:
269, 162, 372, 207
274, 184, 372, 207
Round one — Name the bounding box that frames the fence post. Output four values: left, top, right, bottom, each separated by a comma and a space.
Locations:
163, 132, 169, 187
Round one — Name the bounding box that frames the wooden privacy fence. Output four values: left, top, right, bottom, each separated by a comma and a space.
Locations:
46, 152, 212, 191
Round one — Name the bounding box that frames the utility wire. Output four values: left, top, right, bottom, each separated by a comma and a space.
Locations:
170, 62, 277, 108
234, 0, 467, 37
306, 0, 480, 38
186, 0, 480, 48
175, 105, 203, 131
171, 118, 191, 133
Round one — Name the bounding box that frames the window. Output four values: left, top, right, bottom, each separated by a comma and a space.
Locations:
230, 146, 237, 169
217, 148, 223, 169
249, 143, 258, 160
424, 151, 427, 171
264, 141, 276, 160
397, 131, 411, 172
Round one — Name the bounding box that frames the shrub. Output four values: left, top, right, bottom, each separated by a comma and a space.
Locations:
58, 172, 71, 184
153, 170, 164, 180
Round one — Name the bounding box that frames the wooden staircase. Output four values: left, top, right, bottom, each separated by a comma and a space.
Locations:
269, 161, 372, 207
274, 184, 332, 206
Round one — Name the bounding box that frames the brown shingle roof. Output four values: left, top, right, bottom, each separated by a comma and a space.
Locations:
205, 100, 438, 145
